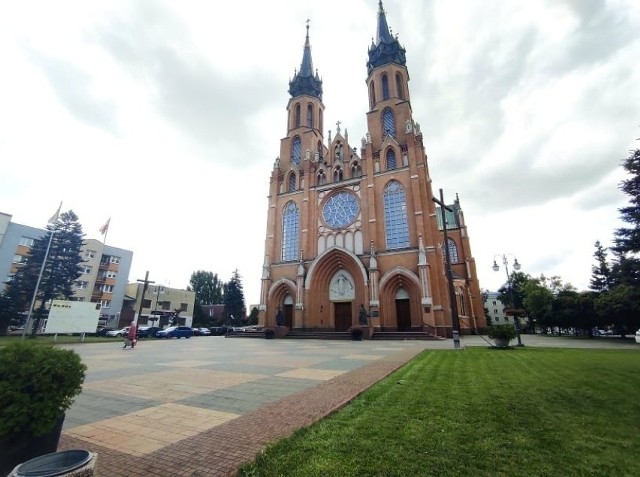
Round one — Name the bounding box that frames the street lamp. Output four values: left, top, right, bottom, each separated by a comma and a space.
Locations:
492, 254, 524, 347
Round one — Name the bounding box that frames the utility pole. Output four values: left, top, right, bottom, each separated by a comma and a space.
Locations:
433, 188, 461, 348
136, 272, 154, 324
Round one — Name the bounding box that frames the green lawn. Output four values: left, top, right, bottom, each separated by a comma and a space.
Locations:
0, 334, 119, 346
240, 348, 640, 477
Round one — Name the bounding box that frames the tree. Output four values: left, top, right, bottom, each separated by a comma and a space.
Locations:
613, 148, 640, 255
590, 240, 611, 292
522, 277, 554, 331
595, 284, 640, 336
8, 211, 85, 337
188, 271, 224, 305
247, 306, 259, 325
223, 269, 245, 325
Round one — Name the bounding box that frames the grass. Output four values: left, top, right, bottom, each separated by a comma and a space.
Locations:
239, 347, 640, 477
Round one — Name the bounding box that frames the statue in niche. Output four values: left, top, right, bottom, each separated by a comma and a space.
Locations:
405, 119, 413, 133
414, 122, 421, 135
330, 272, 354, 299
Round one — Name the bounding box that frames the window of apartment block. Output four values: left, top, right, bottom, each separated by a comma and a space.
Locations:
159, 301, 171, 310
179, 303, 188, 311
106, 271, 117, 279
142, 299, 152, 308
76, 281, 88, 290
85, 250, 96, 259
19, 237, 35, 247
83, 266, 92, 274
13, 255, 24, 263
101, 285, 114, 293
110, 256, 120, 264
99, 300, 110, 309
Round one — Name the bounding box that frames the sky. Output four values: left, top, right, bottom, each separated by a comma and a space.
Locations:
1, 0, 639, 306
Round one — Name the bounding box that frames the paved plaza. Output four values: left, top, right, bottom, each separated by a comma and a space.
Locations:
56, 334, 638, 476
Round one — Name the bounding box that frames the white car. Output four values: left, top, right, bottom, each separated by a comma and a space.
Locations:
635, 329, 640, 344
106, 327, 130, 337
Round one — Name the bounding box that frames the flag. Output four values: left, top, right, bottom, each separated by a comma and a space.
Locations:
99, 218, 111, 235
48, 202, 62, 224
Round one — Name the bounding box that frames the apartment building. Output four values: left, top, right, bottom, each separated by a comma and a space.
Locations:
125, 282, 195, 328
0, 213, 132, 326
483, 291, 513, 326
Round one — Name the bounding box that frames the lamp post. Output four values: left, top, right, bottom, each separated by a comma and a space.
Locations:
492, 254, 524, 347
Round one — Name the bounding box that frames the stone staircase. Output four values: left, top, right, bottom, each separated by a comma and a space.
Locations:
370, 331, 445, 341
225, 329, 444, 341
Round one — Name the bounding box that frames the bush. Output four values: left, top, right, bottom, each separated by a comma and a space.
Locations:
351, 327, 364, 341
264, 328, 275, 339
0, 342, 86, 439
487, 324, 517, 341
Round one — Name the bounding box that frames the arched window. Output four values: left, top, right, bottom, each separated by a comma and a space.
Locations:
396, 73, 404, 100
317, 140, 323, 161
292, 136, 301, 164
288, 173, 296, 192
369, 81, 376, 108
333, 166, 343, 182
382, 74, 389, 100
295, 103, 301, 128
382, 108, 396, 138
386, 149, 396, 170
307, 104, 313, 128
317, 170, 326, 185
351, 162, 362, 178
319, 108, 323, 132
384, 181, 410, 249
282, 201, 299, 261
447, 238, 459, 264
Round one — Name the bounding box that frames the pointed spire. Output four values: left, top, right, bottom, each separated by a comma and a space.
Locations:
367, 1, 406, 74
289, 20, 323, 99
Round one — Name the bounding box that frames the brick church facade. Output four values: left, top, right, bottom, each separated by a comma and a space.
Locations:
258, 1, 485, 338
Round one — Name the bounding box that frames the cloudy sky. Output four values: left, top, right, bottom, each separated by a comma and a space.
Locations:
1, 0, 639, 305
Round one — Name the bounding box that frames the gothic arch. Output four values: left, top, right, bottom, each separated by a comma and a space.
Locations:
268, 277, 297, 303
378, 267, 422, 329
305, 246, 368, 291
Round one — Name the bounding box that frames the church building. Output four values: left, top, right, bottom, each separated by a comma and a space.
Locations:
258, 1, 485, 338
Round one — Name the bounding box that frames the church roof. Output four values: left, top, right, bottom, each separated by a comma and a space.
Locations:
367, 0, 407, 74
289, 23, 323, 100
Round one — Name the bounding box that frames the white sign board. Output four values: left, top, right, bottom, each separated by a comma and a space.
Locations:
44, 300, 101, 334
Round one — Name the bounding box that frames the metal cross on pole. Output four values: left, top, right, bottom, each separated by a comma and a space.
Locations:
433, 188, 461, 348
136, 271, 154, 324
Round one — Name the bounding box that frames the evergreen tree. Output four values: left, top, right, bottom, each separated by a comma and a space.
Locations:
590, 240, 611, 292
8, 211, 85, 337
188, 271, 224, 305
223, 269, 245, 325
613, 148, 640, 255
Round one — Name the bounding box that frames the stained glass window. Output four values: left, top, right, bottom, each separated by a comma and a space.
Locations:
386, 149, 396, 170
383, 108, 395, 137
384, 181, 409, 249
382, 74, 389, 100
292, 136, 301, 164
282, 201, 299, 261
323, 191, 359, 229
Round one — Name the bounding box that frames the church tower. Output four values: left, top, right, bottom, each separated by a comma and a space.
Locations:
258, 2, 485, 337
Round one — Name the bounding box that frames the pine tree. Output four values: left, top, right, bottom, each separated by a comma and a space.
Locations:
223, 269, 246, 325
614, 149, 640, 254
9, 211, 85, 337
590, 240, 611, 292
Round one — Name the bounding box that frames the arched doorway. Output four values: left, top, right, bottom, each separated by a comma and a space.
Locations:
395, 287, 411, 331
330, 270, 355, 331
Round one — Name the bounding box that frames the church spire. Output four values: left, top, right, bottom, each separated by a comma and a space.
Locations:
289, 21, 323, 99
367, 0, 406, 74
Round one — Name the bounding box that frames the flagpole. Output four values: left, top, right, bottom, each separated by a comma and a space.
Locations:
22, 226, 55, 340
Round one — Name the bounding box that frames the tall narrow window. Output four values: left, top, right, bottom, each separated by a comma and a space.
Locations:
447, 238, 459, 264
295, 104, 301, 128
382, 108, 396, 137
369, 82, 376, 108
384, 181, 410, 249
289, 173, 296, 192
292, 136, 301, 164
307, 104, 313, 128
396, 73, 404, 100
382, 74, 389, 100
333, 166, 343, 182
317, 140, 323, 161
351, 162, 362, 178
317, 170, 326, 185
386, 149, 396, 170
319, 108, 323, 132
282, 201, 299, 261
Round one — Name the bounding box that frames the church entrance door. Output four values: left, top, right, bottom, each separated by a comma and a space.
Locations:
284, 304, 294, 328
334, 302, 352, 331
396, 299, 411, 331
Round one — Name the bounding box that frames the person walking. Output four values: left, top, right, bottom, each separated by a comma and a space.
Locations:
123, 321, 138, 349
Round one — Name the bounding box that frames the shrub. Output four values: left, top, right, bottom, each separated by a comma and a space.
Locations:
351, 327, 364, 341
487, 324, 516, 341
0, 342, 86, 439
264, 328, 275, 339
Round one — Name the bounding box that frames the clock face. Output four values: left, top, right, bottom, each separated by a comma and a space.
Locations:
323, 191, 359, 229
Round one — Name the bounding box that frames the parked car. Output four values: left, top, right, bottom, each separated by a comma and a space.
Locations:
95, 327, 114, 337
209, 327, 228, 336
635, 329, 640, 344
197, 327, 211, 336
156, 326, 193, 339
106, 327, 130, 337
137, 326, 160, 338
